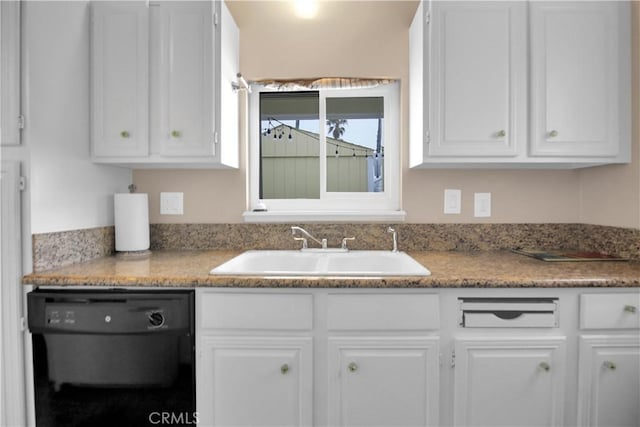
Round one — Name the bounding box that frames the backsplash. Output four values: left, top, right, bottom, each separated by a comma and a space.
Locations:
32, 226, 115, 272
32, 223, 640, 272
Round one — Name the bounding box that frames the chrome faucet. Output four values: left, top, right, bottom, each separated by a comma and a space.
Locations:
387, 227, 398, 252
291, 226, 327, 249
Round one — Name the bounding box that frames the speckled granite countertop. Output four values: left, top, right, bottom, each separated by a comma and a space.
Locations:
22, 250, 640, 288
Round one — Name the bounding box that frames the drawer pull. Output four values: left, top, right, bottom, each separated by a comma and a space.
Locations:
602, 361, 616, 370
347, 362, 358, 373
280, 364, 289, 375
623, 305, 637, 314
538, 362, 550, 372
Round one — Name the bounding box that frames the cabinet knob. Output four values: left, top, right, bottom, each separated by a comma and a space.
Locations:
496, 130, 506, 138
602, 361, 616, 370
538, 362, 550, 372
120, 131, 130, 138
623, 305, 637, 313
171, 130, 181, 138
548, 130, 559, 138
347, 362, 358, 373
280, 364, 289, 375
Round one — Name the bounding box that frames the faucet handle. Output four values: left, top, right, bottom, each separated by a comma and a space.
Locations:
293, 236, 308, 249
341, 237, 356, 250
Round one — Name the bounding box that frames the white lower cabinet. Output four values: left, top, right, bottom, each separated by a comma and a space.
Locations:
577, 335, 640, 427
197, 336, 313, 427
577, 292, 640, 427
328, 337, 439, 427
195, 289, 639, 427
453, 337, 566, 427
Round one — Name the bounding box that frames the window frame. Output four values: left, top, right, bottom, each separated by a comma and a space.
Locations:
245, 82, 403, 222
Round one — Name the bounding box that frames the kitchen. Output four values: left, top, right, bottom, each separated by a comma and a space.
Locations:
1, 0, 639, 426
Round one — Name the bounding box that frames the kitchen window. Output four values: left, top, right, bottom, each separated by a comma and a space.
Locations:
245, 80, 403, 222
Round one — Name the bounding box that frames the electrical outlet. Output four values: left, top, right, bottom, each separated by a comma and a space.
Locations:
474, 193, 491, 217
160, 192, 184, 215
444, 189, 461, 214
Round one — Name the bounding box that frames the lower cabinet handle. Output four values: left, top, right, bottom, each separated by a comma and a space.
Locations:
280, 364, 289, 375
538, 362, 550, 372
348, 362, 358, 373
120, 130, 130, 138
623, 305, 637, 313
171, 130, 181, 138
602, 361, 616, 370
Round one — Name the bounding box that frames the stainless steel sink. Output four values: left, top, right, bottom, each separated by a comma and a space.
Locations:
209, 250, 431, 277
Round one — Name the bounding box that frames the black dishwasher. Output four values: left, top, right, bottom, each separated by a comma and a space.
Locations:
28, 289, 196, 427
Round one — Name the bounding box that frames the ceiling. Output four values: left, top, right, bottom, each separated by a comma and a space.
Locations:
225, 0, 420, 32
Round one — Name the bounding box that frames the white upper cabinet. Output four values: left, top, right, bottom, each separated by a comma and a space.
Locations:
529, 1, 628, 158
1, 1, 22, 147
91, 1, 149, 157
424, 1, 526, 158
153, 2, 214, 157
409, 0, 631, 168
91, 0, 240, 168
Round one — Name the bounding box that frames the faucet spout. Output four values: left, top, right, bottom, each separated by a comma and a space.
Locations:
291, 226, 327, 249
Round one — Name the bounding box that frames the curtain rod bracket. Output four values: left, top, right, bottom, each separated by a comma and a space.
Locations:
231, 73, 252, 93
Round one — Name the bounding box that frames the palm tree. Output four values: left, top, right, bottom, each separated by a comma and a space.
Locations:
326, 118, 348, 140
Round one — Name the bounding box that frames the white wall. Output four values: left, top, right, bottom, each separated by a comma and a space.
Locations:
23, 1, 131, 234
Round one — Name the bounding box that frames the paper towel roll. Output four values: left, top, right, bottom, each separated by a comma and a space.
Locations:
114, 193, 150, 252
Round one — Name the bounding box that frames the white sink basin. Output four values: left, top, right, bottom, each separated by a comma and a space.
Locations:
209, 250, 431, 277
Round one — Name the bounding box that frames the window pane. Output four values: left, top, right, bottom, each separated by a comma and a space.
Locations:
260, 92, 320, 199
326, 97, 384, 193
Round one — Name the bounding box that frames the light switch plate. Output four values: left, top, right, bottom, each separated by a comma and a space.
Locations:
444, 189, 461, 214
160, 192, 184, 215
474, 193, 491, 217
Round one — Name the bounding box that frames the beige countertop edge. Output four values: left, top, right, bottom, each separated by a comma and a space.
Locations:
22, 250, 640, 289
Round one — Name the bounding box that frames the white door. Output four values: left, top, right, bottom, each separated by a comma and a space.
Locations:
197, 336, 312, 427
1, 0, 21, 147
328, 337, 440, 427
0, 161, 26, 426
91, 1, 148, 157
529, 1, 622, 157
578, 336, 640, 427
453, 337, 566, 427
428, 1, 526, 157
155, 1, 214, 157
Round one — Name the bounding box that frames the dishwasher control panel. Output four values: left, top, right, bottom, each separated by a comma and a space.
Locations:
28, 290, 193, 334
458, 297, 559, 328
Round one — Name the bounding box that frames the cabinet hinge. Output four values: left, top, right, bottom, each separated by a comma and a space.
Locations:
213, 131, 219, 145
451, 350, 456, 368
17, 114, 25, 130
213, 12, 219, 27
426, 11, 431, 24
20, 317, 26, 332
19, 176, 26, 191
426, 130, 431, 145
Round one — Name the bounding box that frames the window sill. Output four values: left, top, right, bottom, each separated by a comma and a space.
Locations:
242, 210, 407, 223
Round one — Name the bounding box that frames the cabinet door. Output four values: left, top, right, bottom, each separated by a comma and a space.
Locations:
91, 1, 148, 157
453, 337, 566, 427
197, 336, 312, 427
578, 336, 640, 427
155, 1, 214, 157
1, 1, 21, 146
428, 1, 526, 157
328, 337, 440, 427
530, 2, 625, 157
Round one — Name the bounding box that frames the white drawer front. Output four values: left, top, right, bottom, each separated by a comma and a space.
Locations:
580, 293, 640, 329
327, 294, 439, 330
463, 312, 558, 328
199, 293, 313, 330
